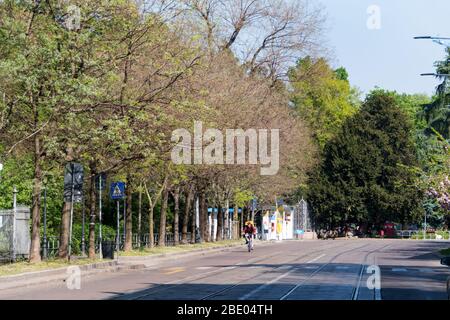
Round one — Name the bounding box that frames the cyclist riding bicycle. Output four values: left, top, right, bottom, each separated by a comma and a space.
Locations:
243, 221, 256, 246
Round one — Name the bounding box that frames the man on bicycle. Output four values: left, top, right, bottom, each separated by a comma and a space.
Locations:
243, 221, 256, 247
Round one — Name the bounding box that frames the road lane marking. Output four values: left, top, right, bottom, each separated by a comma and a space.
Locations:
391, 268, 407, 272
238, 254, 326, 300
163, 267, 185, 275
418, 268, 433, 273
280, 243, 372, 300
280, 262, 331, 300
126, 251, 285, 300
238, 267, 293, 300
307, 254, 325, 264
336, 266, 350, 270
196, 267, 214, 270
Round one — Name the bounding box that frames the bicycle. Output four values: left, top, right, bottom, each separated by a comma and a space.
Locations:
245, 233, 254, 252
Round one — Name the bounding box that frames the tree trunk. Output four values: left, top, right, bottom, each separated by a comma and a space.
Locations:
58, 202, 71, 259
148, 204, 155, 248
88, 163, 96, 258
173, 187, 180, 246
158, 188, 169, 247
191, 196, 197, 244
224, 199, 229, 240
240, 206, 244, 235
29, 133, 42, 263
217, 204, 223, 241
182, 186, 193, 244
124, 176, 133, 251
234, 204, 239, 240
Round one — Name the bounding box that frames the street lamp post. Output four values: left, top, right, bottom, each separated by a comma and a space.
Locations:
415, 36, 449, 240
12, 186, 17, 262
81, 196, 86, 257
43, 186, 48, 260
414, 36, 450, 47
420, 73, 450, 78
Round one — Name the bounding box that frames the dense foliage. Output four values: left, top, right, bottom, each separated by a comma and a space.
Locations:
308, 91, 423, 230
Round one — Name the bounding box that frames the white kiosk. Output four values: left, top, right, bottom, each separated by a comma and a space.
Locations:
262, 206, 295, 241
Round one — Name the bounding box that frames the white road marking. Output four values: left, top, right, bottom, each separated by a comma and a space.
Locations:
238, 254, 326, 300
336, 266, 350, 270
307, 254, 325, 264
238, 267, 293, 300
196, 267, 214, 270
391, 268, 407, 272
223, 266, 235, 270
278, 266, 291, 270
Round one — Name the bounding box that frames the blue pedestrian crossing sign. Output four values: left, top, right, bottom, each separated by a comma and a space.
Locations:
110, 182, 125, 200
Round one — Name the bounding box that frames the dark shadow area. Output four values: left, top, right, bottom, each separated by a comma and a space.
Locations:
106, 260, 450, 301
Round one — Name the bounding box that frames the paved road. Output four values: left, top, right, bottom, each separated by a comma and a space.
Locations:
0, 239, 449, 300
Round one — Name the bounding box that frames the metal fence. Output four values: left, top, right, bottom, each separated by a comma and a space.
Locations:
41, 232, 196, 258
396, 230, 450, 240
0, 211, 14, 262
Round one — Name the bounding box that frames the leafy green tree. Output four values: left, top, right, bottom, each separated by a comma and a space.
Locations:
288, 57, 360, 148
309, 90, 422, 230
423, 47, 449, 139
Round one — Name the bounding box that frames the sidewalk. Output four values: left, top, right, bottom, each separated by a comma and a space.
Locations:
0, 239, 274, 291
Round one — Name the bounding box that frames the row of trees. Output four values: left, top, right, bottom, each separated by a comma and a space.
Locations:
0, 0, 328, 262
307, 47, 450, 231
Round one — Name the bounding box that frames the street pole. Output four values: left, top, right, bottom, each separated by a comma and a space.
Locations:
12, 186, 17, 262
68, 163, 74, 261
195, 196, 200, 243
123, 198, 126, 245
116, 200, 120, 260
43, 186, 47, 260
138, 188, 142, 248
98, 177, 103, 259
81, 197, 86, 256
424, 210, 427, 240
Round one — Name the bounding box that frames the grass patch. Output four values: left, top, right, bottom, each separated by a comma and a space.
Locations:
440, 248, 450, 256
409, 231, 450, 240
120, 240, 244, 257
0, 240, 244, 276
0, 258, 102, 277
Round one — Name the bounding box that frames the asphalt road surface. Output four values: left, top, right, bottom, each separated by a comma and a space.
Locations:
1, 239, 449, 300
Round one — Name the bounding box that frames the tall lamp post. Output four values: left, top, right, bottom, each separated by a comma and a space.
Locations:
43, 184, 48, 260
414, 36, 450, 47
415, 36, 449, 239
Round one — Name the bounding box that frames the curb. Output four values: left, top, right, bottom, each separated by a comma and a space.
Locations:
0, 261, 119, 291
0, 240, 279, 291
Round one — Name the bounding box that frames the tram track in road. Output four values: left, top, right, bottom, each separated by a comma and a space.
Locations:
351, 243, 391, 300
200, 242, 345, 300
123, 243, 288, 300
125, 240, 345, 300
277, 242, 391, 300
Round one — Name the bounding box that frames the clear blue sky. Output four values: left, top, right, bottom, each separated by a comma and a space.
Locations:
320, 0, 450, 95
